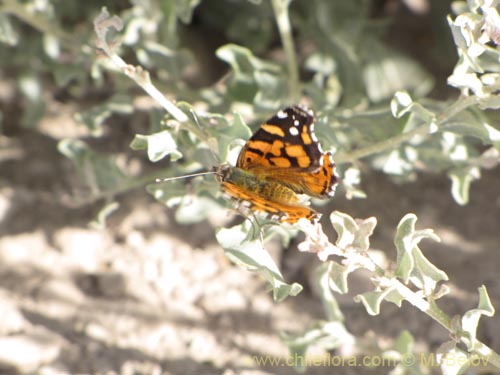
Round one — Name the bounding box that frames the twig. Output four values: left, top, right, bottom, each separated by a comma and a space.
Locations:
271, 0, 300, 102
93, 8, 188, 124
334, 95, 480, 164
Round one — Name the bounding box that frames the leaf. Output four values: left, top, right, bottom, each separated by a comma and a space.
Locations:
354, 285, 398, 316
447, 4, 500, 98
18, 74, 45, 128
174, 194, 226, 224
314, 263, 345, 321
354, 217, 377, 252
329, 211, 377, 252
58, 139, 127, 193
225, 4, 273, 53
327, 261, 349, 295
305, 52, 337, 76
304, 53, 341, 109
174, 0, 202, 23
443, 110, 500, 145
391, 91, 437, 128
253, 70, 287, 111
0, 13, 19, 46
75, 95, 134, 136
305, 0, 367, 108
216, 222, 302, 302
175, 101, 252, 163
394, 214, 447, 294
439, 347, 470, 375
21, 100, 46, 129
381, 149, 414, 176
147, 173, 223, 223
461, 285, 495, 351
43, 33, 60, 59
130, 130, 182, 162
146, 180, 188, 205
478, 147, 500, 169
448, 167, 480, 205
362, 39, 434, 102
139, 41, 194, 79
330, 211, 358, 249
341, 167, 366, 199
216, 44, 285, 109
281, 321, 355, 373
90, 201, 120, 229
393, 330, 415, 355
213, 112, 252, 162
52, 63, 89, 88
383, 331, 427, 375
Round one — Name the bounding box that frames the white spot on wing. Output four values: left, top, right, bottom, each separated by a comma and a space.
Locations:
294, 120, 300, 126
289, 126, 299, 136
277, 110, 287, 119
311, 133, 318, 142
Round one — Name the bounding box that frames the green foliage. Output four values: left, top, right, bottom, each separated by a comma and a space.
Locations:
3, 0, 500, 373
216, 44, 287, 111
216, 222, 303, 302
130, 130, 182, 162
394, 213, 447, 294
76, 94, 134, 137
58, 139, 128, 194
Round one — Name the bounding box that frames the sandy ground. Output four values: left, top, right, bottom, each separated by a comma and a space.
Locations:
1, 89, 500, 375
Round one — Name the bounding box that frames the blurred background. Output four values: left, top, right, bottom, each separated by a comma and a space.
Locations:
0, 0, 499, 374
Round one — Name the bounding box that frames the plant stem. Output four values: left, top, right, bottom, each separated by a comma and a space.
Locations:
271, 0, 300, 102
334, 124, 430, 164
393, 280, 500, 369
358, 238, 500, 369
334, 95, 480, 164
93, 8, 189, 124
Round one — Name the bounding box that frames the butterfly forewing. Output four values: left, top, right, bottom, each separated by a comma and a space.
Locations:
236, 106, 323, 171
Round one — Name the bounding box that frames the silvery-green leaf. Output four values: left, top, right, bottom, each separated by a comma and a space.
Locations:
281, 321, 355, 372
448, 167, 480, 205
327, 261, 349, 295
130, 130, 182, 162
394, 214, 447, 293
0, 13, 19, 46
461, 285, 495, 351
216, 223, 302, 302
355, 285, 398, 316
75, 95, 134, 136
58, 139, 127, 193
439, 347, 470, 375
90, 201, 120, 229
314, 263, 345, 321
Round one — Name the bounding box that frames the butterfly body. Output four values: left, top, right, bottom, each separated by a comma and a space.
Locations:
215, 105, 338, 224
218, 165, 302, 204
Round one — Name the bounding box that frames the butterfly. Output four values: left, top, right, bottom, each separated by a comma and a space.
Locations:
214, 105, 338, 224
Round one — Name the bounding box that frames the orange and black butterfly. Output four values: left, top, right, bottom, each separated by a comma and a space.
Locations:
214, 105, 338, 223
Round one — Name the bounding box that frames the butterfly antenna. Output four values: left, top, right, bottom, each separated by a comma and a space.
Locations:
155, 171, 217, 183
